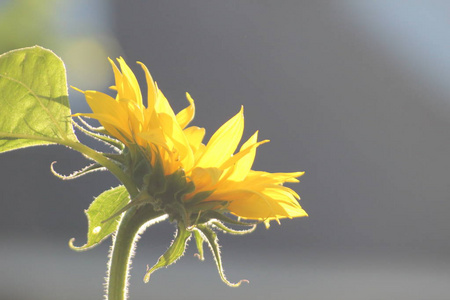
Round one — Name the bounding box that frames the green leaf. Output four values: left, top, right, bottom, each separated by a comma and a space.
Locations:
195, 225, 248, 287
69, 185, 130, 251
0, 46, 77, 153
144, 225, 192, 283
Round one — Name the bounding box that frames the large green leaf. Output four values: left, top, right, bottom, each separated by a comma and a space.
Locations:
0, 46, 77, 153
69, 185, 130, 251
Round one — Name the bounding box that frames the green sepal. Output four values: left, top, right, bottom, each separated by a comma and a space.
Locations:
142, 150, 166, 196
148, 167, 195, 225
0, 46, 77, 153
102, 153, 126, 165
93, 127, 111, 136
211, 221, 257, 235
72, 116, 124, 152
189, 200, 229, 214
50, 161, 105, 180
192, 229, 205, 261
200, 210, 258, 227
166, 201, 189, 224
69, 185, 130, 251
72, 115, 103, 132
174, 179, 195, 202
143, 225, 192, 283
184, 190, 215, 206
152, 168, 191, 200
195, 225, 248, 287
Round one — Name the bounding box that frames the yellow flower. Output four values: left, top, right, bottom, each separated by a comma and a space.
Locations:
76, 58, 307, 224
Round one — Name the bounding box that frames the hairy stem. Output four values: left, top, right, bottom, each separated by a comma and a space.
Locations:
107, 205, 165, 300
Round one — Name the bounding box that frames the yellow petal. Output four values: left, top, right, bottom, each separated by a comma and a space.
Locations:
176, 93, 196, 129
221, 135, 270, 182
184, 126, 205, 153
115, 57, 143, 107
190, 167, 223, 191
158, 113, 194, 170
82, 91, 130, 135
155, 88, 176, 117
153, 90, 195, 169
247, 170, 305, 184
108, 58, 126, 99
194, 144, 206, 162
225, 190, 308, 220
137, 61, 157, 114
195, 107, 244, 169
138, 128, 170, 150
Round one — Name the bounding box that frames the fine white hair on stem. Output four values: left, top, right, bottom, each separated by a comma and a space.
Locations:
104, 214, 168, 300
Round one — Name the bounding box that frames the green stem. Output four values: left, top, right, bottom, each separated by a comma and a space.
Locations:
107, 205, 165, 300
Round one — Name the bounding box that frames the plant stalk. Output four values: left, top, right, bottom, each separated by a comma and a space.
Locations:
107, 205, 164, 300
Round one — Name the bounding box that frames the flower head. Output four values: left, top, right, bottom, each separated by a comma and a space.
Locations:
76, 57, 307, 224
74, 58, 307, 285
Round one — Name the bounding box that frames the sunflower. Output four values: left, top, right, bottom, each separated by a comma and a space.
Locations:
75, 57, 307, 226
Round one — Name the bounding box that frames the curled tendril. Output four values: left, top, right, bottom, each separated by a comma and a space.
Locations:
50, 161, 106, 180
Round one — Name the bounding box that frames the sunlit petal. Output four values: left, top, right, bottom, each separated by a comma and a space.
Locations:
176, 93, 196, 129
137, 61, 157, 112
116, 57, 143, 107
184, 126, 205, 153
195, 107, 244, 169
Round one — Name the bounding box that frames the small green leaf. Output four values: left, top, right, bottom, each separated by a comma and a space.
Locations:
100, 190, 156, 224
0, 46, 77, 153
144, 225, 192, 283
195, 225, 248, 287
69, 185, 130, 251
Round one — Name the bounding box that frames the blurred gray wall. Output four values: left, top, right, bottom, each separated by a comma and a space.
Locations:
111, 0, 450, 253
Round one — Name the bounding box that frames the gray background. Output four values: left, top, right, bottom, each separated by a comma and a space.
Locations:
1, 1, 450, 299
